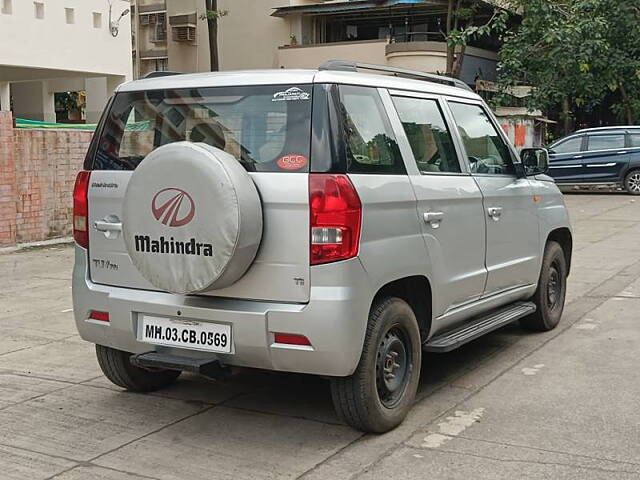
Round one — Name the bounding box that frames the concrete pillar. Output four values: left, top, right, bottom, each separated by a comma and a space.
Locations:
84, 77, 108, 123
107, 75, 126, 94
0, 82, 10, 111
11, 81, 55, 122
85, 76, 126, 123
41, 81, 56, 123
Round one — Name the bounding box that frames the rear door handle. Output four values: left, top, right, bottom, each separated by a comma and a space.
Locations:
487, 207, 503, 221
94, 220, 122, 232
423, 211, 444, 228
573, 155, 583, 159
94, 217, 122, 239
617, 151, 628, 155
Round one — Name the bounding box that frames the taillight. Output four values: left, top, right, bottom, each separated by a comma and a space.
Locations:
73, 170, 91, 249
309, 174, 362, 265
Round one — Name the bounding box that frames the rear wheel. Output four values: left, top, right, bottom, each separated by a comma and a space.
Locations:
624, 170, 640, 195
521, 241, 567, 332
330, 297, 421, 433
96, 345, 180, 392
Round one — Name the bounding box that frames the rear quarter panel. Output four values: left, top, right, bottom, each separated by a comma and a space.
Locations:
349, 174, 431, 298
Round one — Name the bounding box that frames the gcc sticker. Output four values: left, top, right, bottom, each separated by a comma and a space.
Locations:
277, 154, 308, 171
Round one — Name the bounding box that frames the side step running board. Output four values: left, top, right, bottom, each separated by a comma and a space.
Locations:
130, 352, 231, 379
424, 301, 536, 353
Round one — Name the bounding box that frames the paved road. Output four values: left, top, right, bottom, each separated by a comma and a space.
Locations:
1, 192, 639, 480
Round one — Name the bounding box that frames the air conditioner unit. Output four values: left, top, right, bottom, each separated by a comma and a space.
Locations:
172, 26, 196, 43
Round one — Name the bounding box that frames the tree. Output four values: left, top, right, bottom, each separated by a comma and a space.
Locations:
202, 1, 228, 72
497, 0, 640, 131
445, 1, 508, 78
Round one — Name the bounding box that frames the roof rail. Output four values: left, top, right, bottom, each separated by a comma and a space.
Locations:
575, 125, 640, 134
143, 71, 182, 79
319, 60, 473, 92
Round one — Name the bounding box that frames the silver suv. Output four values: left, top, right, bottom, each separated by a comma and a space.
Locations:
72, 61, 572, 433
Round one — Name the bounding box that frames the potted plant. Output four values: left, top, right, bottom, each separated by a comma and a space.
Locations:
289, 33, 298, 46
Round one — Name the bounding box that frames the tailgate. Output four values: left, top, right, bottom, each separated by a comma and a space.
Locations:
88, 171, 310, 303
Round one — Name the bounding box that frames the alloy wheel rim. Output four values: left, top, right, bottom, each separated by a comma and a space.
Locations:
628, 173, 640, 193
376, 326, 411, 408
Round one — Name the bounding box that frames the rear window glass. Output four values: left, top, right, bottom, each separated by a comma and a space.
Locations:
339, 86, 404, 175
92, 84, 313, 172
587, 134, 625, 151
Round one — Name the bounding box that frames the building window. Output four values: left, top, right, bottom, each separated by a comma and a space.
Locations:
93, 12, 102, 28
150, 23, 167, 42
1, 0, 12, 15
155, 58, 168, 72
34, 1, 44, 19
65, 7, 74, 24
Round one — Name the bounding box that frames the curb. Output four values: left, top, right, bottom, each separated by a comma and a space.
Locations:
0, 237, 74, 255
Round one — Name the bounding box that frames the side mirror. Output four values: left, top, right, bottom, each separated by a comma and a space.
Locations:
520, 148, 549, 176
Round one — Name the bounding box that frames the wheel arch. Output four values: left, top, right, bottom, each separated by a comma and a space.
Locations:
622, 166, 640, 191
547, 228, 573, 276
372, 275, 432, 343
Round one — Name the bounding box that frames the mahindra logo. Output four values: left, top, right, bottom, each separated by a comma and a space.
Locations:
151, 188, 195, 227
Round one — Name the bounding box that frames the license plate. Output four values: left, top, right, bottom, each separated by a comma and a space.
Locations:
139, 315, 232, 354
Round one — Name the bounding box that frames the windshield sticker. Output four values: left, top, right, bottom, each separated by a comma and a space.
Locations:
272, 87, 311, 102
277, 154, 308, 171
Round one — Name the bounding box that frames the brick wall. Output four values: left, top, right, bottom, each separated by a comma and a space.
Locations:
0, 112, 17, 246
0, 112, 92, 247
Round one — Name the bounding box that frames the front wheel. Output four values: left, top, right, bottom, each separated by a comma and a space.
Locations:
624, 170, 640, 195
521, 241, 567, 332
330, 297, 421, 433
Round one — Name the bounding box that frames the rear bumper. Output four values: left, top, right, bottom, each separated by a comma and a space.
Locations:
72, 247, 373, 377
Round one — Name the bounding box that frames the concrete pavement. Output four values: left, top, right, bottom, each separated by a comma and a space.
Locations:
1, 192, 639, 479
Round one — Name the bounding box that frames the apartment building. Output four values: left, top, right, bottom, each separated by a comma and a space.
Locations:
131, 0, 288, 78
131, 0, 500, 86
0, 0, 132, 122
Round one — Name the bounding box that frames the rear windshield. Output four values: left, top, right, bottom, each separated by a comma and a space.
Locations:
91, 84, 313, 172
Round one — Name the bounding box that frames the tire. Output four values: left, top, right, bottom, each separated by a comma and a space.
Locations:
521, 241, 567, 332
624, 170, 640, 195
95, 345, 180, 392
330, 297, 422, 433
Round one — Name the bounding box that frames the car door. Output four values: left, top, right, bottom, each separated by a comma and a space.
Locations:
383, 90, 487, 318
547, 135, 586, 183
581, 133, 629, 183
447, 100, 540, 297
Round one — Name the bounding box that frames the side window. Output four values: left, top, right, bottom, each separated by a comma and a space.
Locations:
392, 96, 461, 174
552, 136, 583, 155
339, 86, 404, 174
449, 102, 514, 175
630, 134, 640, 148
587, 134, 625, 152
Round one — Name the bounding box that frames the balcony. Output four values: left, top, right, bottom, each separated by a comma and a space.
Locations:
278, 39, 497, 84
386, 41, 498, 84
278, 40, 388, 70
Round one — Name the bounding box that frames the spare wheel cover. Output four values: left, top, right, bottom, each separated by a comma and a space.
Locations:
122, 142, 263, 294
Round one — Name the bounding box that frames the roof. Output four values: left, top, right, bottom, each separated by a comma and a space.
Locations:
116, 68, 481, 101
